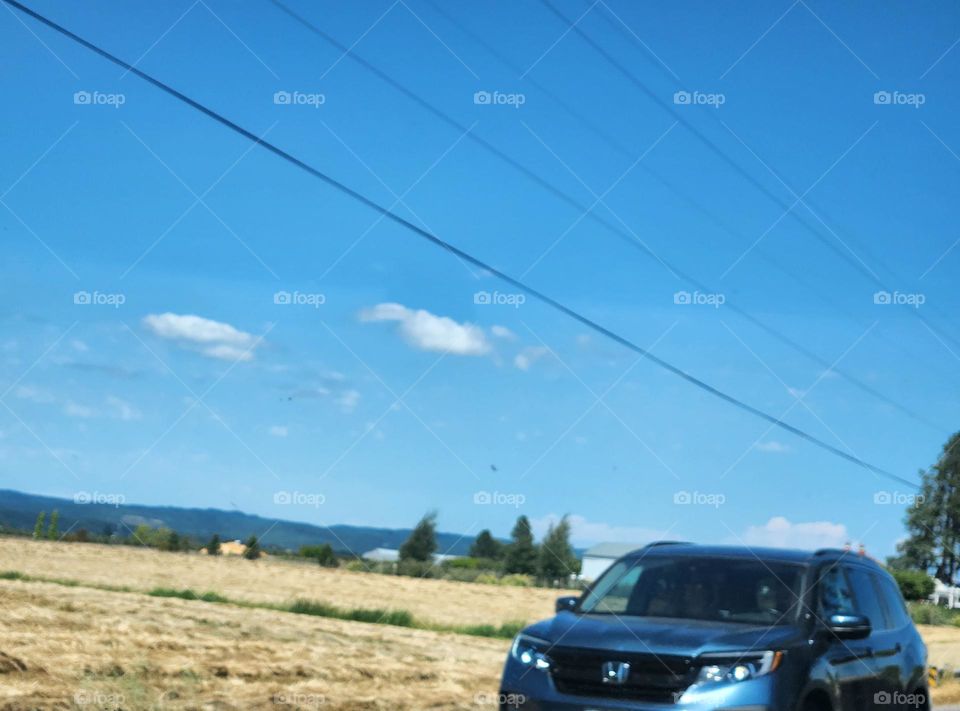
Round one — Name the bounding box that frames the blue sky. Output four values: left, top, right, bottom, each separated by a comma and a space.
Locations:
1, 0, 958, 555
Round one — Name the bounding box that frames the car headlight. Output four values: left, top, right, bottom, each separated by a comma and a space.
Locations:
511, 634, 552, 671
695, 650, 783, 685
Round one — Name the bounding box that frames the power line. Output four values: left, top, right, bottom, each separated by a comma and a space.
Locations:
3, 0, 919, 489
539, 0, 960, 353
267, 0, 946, 432
415, 0, 956, 430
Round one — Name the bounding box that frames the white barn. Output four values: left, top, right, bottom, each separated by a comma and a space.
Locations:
580, 542, 645, 582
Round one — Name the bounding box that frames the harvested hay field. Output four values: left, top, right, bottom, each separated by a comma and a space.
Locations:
0, 539, 570, 629
0, 578, 508, 710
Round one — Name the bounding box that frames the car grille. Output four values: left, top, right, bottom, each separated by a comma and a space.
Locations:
548, 646, 695, 702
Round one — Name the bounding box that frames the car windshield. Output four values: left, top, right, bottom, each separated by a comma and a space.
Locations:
578, 556, 805, 625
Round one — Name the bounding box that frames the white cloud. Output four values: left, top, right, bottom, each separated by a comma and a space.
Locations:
491, 325, 515, 340
142, 313, 258, 362
738, 516, 848, 550
106, 396, 141, 421
530, 513, 670, 547
754, 440, 790, 453
14, 385, 55, 404
514, 346, 550, 371
359, 303, 490, 356
63, 401, 96, 419
269, 425, 288, 438
70, 339, 89, 353
200, 344, 255, 362
337, 389, 361, 413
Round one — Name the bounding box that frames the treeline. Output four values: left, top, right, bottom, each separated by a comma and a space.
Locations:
384, 511, 580, 586
16, 508, 581, 587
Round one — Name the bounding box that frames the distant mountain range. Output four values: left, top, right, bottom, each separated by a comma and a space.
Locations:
0, 489, 476, 555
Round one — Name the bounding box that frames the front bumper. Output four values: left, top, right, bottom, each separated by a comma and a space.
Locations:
500, 657, 784, 711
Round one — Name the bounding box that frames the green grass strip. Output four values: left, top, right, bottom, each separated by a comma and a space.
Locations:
0, 570, 524, 639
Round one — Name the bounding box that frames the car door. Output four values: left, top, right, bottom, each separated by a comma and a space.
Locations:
817, 564, 879, 711
875, 572, 926, 705
846, 565, 900, 705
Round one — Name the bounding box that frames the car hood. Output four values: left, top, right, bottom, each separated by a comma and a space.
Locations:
525, 612, 806, 657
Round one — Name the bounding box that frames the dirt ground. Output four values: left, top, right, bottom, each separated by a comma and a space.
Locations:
0, 577, 508, 710
0, 539, 567, 628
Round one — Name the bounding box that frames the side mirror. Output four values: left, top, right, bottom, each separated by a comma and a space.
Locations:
825, 613, 871, 640
556, 596, 579, 613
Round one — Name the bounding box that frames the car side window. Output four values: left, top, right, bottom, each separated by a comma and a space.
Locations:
818, 565, 855, 617
847, 567, 890, 630
876, 575, 911, 629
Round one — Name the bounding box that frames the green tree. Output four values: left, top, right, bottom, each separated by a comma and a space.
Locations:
891, 569, 935, 601
538, 515, 580, 581
503, 516, 538, 575
399, 511, 438, 562
243, 535, 261, 560
132, 524, 153, 546
206, 534, 222, 556
158, 529, 180, 552
33, 511, 46, 540
895, 432, 960, 582
469, 529, 503, 560
300, 543, 338, 567
46, 510, 59, 540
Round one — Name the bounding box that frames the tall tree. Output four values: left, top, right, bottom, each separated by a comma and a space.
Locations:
470, 529, 503, 560
243, 535, 261, 560
33, 511, 45, 540
400, 511, 438, 562
301, 543, 338, 567
46, 510, 60, 540
894, 432, 960, 582
207, 534, 222, 556
503, 516, 538, 575
538, 515, 580, 581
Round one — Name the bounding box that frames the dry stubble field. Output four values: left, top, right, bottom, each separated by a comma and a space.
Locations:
0, 538, 562, 710
3, 538, 960, 709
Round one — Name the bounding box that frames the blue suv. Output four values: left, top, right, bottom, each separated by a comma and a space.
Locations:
499, 542, 927, 710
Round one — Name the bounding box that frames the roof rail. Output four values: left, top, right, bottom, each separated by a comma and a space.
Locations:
813, 548, 850, 557
644, 540, 691, 548
813, 547, 880, 566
